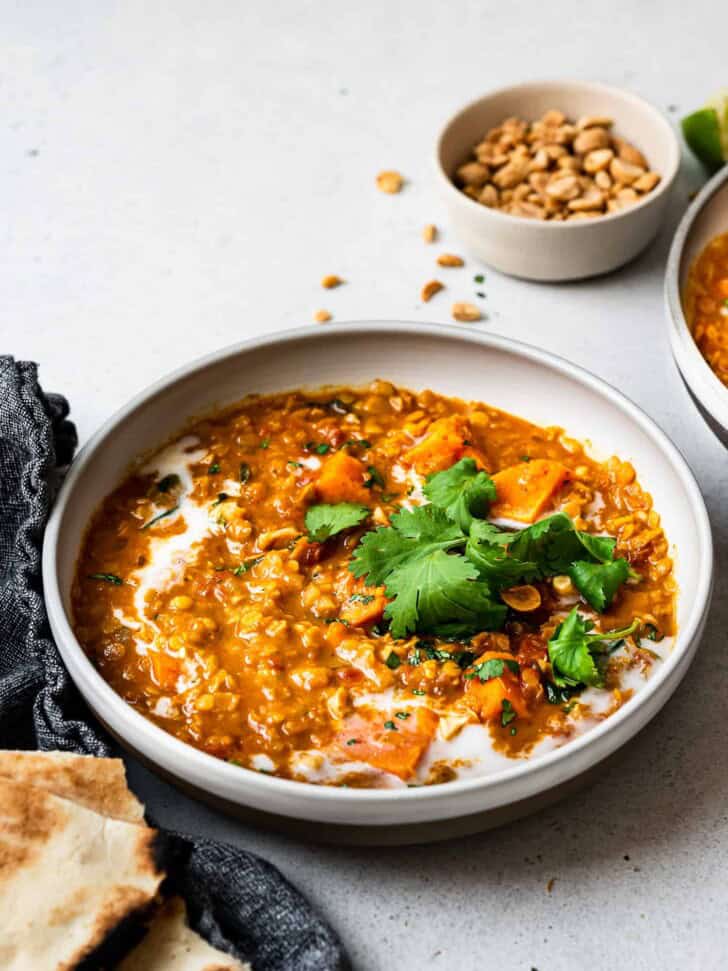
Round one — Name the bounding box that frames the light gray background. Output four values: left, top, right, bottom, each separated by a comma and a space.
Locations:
2, 2, 727, 968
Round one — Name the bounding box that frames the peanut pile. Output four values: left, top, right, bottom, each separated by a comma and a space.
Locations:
454, 110, 661, 221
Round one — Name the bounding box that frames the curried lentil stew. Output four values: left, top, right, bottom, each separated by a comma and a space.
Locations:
72, 381, 676, 789
683, 230, 728, 387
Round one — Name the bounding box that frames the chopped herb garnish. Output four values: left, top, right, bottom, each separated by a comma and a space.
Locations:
501, 699, 517, 727
510, 726, 518, 735
364, 465, 385, 488
385, 650, 401, 670
645, 623, 664, 642
88, 572, 123, 585
140, 506, 179, 530
287, 460, 303, 469
412, 688, 426, 696
346, 738, 360, 746
395, 711, 411, 720
545, 681, 579, 705
260, 438, 270, 449
211, 492, 229, 506
157, 473, 180, 493
380, 493, 398, 502
306, 441, 330, 455
305, 502, 369, 542
408, 648, 422, 666
519, 455, 531, 463
383, 720, 397, 731
239, 462, 251, 483
343, 438, 371, 449
350, 593, 375, 604
208, 463, 221, 474
232, 556, 263, 576
465, 657, 520, 681
474, 273, 485, 283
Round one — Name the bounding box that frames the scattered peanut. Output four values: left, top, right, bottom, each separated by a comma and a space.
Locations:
454, 109, 660, 221
422, 223, 437, 243
451, 302, 482, 323
314, 309, 332, 323
321, 274, 343, 289
421, 280, 444, 302
437, 253, 465, 268
376, 170, 404, 194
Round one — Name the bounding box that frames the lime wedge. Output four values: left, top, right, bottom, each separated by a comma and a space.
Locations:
682, 91, 728, 171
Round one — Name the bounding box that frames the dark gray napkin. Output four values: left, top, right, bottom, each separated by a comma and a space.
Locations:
0, 356, 349, 971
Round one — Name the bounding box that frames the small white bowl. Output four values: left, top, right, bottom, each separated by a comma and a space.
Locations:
43, 323, 712, 843
665, 164, 728, 445
435, 80, 680, 281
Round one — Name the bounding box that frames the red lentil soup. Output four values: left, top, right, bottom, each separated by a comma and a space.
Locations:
72, 381, 676, 789
684, 230, 728, 386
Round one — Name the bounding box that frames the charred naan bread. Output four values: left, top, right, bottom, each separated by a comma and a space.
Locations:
0, 779, 163, 971
118, 896, 250, 971
0, 750, 144, 823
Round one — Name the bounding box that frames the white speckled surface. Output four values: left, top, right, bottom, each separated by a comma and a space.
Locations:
3, 2, 727, 967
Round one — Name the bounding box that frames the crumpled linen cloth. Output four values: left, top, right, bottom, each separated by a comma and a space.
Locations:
0, 356, 349, 971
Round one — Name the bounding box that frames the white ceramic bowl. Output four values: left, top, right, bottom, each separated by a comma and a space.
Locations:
435, 80, 680, 281
665, 164, 728, 445
43, 323, 712, 842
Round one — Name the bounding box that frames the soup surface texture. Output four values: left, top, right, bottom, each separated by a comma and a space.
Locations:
684, 230, 728, 386
73, 382, 676, 788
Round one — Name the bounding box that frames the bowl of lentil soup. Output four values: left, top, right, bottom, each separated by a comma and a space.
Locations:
666, 163, 728, 445
43, 324, 711, 840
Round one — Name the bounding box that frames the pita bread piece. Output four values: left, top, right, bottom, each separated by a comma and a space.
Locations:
118, 896, 251, 971
0, 750, 144, 823
0, 779, 163, 971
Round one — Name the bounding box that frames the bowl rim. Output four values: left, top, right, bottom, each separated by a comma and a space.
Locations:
665, 163, 728, 429
43, 321, 713, 811
434, 78, 681, 230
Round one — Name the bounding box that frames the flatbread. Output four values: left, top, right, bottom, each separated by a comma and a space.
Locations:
118, 897, 250, 971
0, 750, 144, 823
0, 779, 163, 971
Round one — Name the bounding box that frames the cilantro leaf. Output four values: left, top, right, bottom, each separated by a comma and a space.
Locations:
305, 502, 369, 542
548, 608, 639, 687
423, 458, 497, 531
576, 531, 616, 562
350, 505, 464, 586
383, 548, 505, 638
568, 557, 632, 611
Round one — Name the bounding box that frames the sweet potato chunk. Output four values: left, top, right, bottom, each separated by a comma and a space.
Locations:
463, 651, 529, 722
149, 651, 181, 691
316, 451, 370, 504
490, 459, 570, 523
333, 708, 438, 780
340, 587, 388, 627
403, 416, 487, 475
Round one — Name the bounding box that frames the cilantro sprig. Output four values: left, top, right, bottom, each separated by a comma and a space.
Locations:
349, 460, 638, 641
350, 505, 505, 638
305, 503, 369, 543
548, 608, 639, 687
